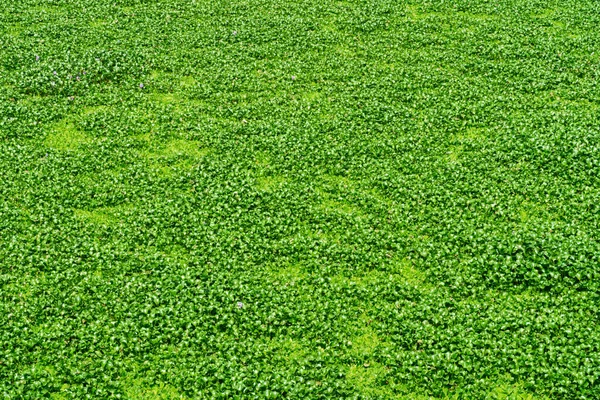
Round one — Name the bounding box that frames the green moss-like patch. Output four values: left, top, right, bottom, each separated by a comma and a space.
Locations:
45, 121, 90, 151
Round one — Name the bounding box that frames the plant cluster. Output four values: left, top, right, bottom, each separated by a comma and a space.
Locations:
1, 0, 599, 398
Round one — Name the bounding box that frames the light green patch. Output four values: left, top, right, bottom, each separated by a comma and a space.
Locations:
74, 204, 133, 226
322, 22, 338, 33
334, 44, 354, 57
30, 5, 60, 14
50, 392, 68, 400
255, 175, 286, 191
519, 209, 529, 223
348, 367, 544, 399
351, 326, 380, 357
346, 362, 391, 397
457, 23, 478, 35
123, 374, 186, 400
321, 15, 339, 33
150, 70, 164, 80
319, 197, 363, 216
517, 201, 551, 223
150, 93, 210, 113
152, 161, 202, 178
187, 98, 211, 108
82, 105, 108, 115
488, 381, 549, 399
330, 272, 361, 288
348, 363, 432, 398
43, 365, 57, 376
1, 82, 15, 91
364, 186, 395, 207
301, 91, 321, 102
152, 164, 178, 178
318, 174, 395, 211
5, 276, 38, 303
19, 95, 43, 106
270, 263, 308, 285
545, 94, 600, 111
320, 174, 353, 188
254, 151, 271, 168
510, 161, 528, 172
538, 18, 576, 38
509, 289, 544, 303
294, 222, 340, 244
460, 12, 499, 21
437, 22, 454, 33
151, 93, 180, 104
45, 121, 90, 151
74, 209, 116, 225
79, 167, 127, 188
139, 140, 210, 178
376, 61, 396, 72
444, 145, 463, 164
7, 24, 24, 36
548, 20, 566, 31
332, 264, 430, 294
160, 139, 210, 158
90, 19, 108, 28
319, 112, 336, 120
406, 5, 440, 21
268, 337, 308, 363
567, 98, 599, 110
180, 76, 196, 87
316, 179, 363, 216
454, 127, 489, 143
390, 258, 431, 289
565, 31, 582, 40
323, 174, 393, 207
135, 132, 153, 143
530, 8, 555, 19
161, 245, 192, 266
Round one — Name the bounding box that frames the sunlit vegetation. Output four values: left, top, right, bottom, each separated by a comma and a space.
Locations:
1, 0, 599, 398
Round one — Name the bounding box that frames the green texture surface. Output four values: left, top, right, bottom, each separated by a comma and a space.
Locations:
1, 0, 599, 398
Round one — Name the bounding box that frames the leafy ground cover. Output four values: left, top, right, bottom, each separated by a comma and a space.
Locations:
1, 0, 600, 398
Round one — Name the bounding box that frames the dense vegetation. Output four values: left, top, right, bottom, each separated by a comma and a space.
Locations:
1, 0, 599, 398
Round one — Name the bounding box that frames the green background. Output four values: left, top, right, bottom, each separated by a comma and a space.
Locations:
1, 0, 599, 398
